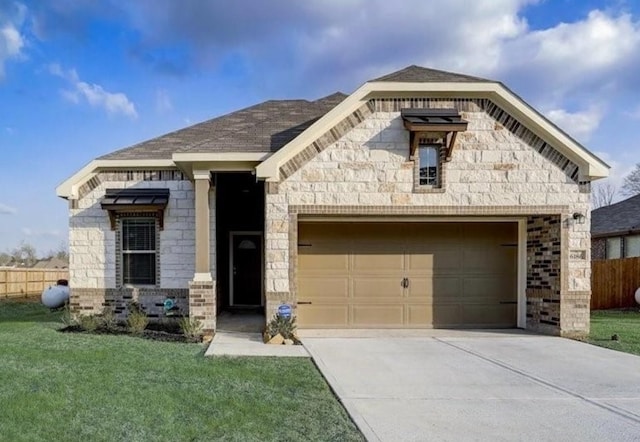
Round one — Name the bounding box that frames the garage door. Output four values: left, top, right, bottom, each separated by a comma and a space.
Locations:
297, 222, 518, 328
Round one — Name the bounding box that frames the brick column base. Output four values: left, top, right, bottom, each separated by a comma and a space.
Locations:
189, 281, 216, 333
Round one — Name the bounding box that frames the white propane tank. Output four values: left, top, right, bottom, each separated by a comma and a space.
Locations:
635, 287, 640, 306
41, 284, 70, 308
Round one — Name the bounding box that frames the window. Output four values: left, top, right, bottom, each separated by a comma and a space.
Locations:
418, 144, 440, 186
121, 218, 157, 285
606, 237, 621, 259
625, 235, 640, 258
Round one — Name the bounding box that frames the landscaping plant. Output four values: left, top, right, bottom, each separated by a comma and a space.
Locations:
126, 301, 149, 335
78, 314, 99, 333
266, 313, 297, 340
178, 316, 204, 340
99, 308, 118, 332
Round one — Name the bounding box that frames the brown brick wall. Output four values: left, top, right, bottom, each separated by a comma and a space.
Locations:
526, 215, 563, 335
188, 281, 216, 332
70, 287, 189, 321
592, 238, 606, 260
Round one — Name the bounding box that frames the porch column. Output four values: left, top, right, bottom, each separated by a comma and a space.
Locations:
194, 171, 211, 279
189, 170, 216, 333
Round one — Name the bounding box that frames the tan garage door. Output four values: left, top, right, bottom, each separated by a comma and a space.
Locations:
297, 222, 518, 328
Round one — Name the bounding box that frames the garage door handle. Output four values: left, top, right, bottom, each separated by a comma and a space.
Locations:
499, 301, 517, 305
401, 278, 409, 288
298, 301, 312, 305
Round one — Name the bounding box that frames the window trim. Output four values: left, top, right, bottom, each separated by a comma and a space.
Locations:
413, 140, 446, 193
117, 215, 160, 288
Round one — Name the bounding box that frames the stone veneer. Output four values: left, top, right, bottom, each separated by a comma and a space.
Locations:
69, 170, 216, 324
265, 97, 592, 336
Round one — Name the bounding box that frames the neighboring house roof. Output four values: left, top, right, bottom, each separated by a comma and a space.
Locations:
32, 257, 69, 269
371, 65, 492, 83
592, 194, 640, 237
56, 65, 610, 199
99, 93, 347, 160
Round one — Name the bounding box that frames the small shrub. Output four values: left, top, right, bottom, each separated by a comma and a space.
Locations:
99, 309, 119, 332
60, 303, 78, 327
78, 314, 99, 333
127, 302, 149, 335
178, 316, 203, 340
266, 314, 297, 340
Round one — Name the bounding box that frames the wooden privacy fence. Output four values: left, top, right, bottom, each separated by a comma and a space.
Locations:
0, 269, 69, 299
591, 257, 640, 310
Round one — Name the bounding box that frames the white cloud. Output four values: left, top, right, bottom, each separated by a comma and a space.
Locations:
592, 150, 634, 199
0, 203, 17, 214
545, 106, 603, 143
21, 227, 61, 237
49, 63, 138, 118
0, 2, 26, 79
155, 89, 172, 113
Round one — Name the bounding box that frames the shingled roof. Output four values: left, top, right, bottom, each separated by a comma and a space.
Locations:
592, 194, 640, 237
99, 65, 493, 161
371, 65, 491, 83
99, 92, 347, 160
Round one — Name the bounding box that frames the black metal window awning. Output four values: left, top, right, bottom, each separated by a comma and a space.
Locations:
401, 108, 468, 161
101, 188, 170, 230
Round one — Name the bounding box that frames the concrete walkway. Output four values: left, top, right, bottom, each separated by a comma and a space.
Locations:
302, 330, 640, 442
205, 331, 309, 357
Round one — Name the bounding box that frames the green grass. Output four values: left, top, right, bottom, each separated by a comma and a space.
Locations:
588, 309, 640, 356
0, 301, 363, 442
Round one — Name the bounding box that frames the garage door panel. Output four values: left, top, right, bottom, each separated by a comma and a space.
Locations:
462, 277, 516, 300
298, 277, 349, 298
298, 251, 349, 271
298, 221, 518, 329
407, 305, 433, 326
353, 251, 404, 271
353, 277, 404, 299
297, 305, 349, 327
352, 305, 404, 326
407, 277, 462, 299
463, 249, 514, 273
431, 305, 463, 327
460, 304, 516, 326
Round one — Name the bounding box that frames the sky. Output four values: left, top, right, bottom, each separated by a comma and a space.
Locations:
1, 0, 640, 254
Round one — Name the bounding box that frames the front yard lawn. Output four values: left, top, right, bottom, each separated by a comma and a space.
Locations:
0, 301, 363, 442
588, 309, 640, 356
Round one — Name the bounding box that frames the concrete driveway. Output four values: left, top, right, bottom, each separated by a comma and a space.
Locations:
301, 330, 640, 442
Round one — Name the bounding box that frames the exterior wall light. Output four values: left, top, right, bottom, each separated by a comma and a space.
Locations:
572, 212, 586, 225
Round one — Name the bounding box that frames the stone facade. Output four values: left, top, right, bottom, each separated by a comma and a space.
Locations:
265, 98, 592, 336
69, 170, 216, 321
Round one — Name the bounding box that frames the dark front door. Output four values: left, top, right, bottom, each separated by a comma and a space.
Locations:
231, 233, 262, 306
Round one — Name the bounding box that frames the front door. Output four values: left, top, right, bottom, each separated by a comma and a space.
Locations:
230, 232, 263, 306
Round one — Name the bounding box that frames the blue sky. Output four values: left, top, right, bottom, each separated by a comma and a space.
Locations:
1, 0, 640, 253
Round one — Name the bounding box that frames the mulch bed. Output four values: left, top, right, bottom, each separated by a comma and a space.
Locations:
59, 323, 203, 343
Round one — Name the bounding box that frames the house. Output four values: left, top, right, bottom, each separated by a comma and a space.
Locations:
592, 194, 640, 260
32, 257, 69, 269
56, 65, 608, 337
